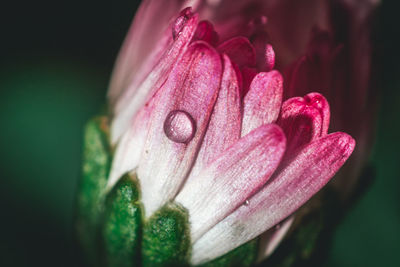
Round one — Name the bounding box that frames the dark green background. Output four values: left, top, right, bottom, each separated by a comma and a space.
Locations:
0, 1, 398, 266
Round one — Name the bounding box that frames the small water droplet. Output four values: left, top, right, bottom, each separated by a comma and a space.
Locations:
304, 94, 324, 110
244, 199, 250, 206
164, 110, 196, 144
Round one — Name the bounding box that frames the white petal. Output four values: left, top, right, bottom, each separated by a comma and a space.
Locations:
176, 124, 285, 242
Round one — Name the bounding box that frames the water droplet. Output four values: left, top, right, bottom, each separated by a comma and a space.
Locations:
172, 7, 193, 40
304, 93, 325, 110
164, 110, 196, 144
244, 199, 250, 206
275, 223, 281, 230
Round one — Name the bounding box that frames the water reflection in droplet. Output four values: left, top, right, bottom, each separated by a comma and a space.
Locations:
164, 110, 196, 144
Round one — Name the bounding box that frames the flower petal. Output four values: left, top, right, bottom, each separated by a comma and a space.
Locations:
111, 9, 199, 143
241, 71, 283, 136
188, 54, 241, 178
191, 132, 355, 264
283, 30, 340, 100
137, 41, 222, 217
106, 98, 155, 189
108, 0, 189, 105
257, 216, 294, 261
217, 37, 256, 67
278, 93, 330, 154
241, 67, 257, 96
176, 124, 286, 242
193, 20, 219, 45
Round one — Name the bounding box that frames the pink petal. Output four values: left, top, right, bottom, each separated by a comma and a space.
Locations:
110, 9, 199, 143
106, 97, 155, 189
264, 44, 276, 71
241, 67, 257, 96
176, 124, 286, 242
108, 1, 190, 105
217, 37, 256, 67
278, 93, 330, 154
257, 216, 294, 261
191, 132, 355, 264
283, 30, 340, 100
262, 0, 331, 68
193, 1, 273, 42
188, 54, 241, 178
241, 71, 283, 136
137, 41, 222, 216
193, 20, 219, 45
250, 31, 276, 72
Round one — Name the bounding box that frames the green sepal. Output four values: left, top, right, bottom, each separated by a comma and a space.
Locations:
75, 116, 111, 265
142, 202, 191, 267
101, 173, 142, 267
199, 239, 258, 267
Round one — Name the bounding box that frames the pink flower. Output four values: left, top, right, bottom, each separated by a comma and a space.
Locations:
103, 0, 378, 264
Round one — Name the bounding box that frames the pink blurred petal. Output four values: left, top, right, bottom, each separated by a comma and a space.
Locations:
283, 29, 340, 99
176, 124, 286, 242
250, 31, 275, 72
264, 0, 331, 68
324, 0, 379, 199
188, 55, 241, 178
217, 37, 256, 67
108, 0, 190, 105
191, 132, 355, 264
242, 70, 283, 136
137, 41, 222, 216
257, 216, 295, 261
241, 67, 257, 96
193, 20, 219, 45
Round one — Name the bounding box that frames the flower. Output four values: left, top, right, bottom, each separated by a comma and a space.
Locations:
109, 0, 379, 202
75, 0, 380, 266
97, 1, 365, 264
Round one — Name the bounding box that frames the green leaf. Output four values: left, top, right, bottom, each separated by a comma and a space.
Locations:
142, 202, 191, 267
75, 116, 111, 264
101, 174, 142, 267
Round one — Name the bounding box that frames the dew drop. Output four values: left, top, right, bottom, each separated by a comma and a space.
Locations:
244, 199, 250, 206
164, 110, 196, 144
304, 93, 324, 110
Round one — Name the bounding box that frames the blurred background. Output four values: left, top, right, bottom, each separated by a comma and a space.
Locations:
0, 0, 398, 266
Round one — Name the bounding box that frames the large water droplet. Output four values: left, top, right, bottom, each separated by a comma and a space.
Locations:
164, 110, 196, 143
